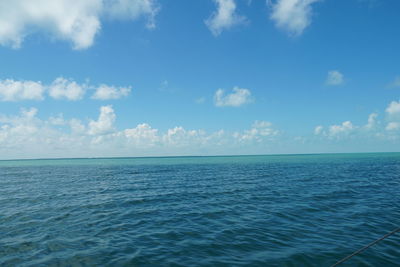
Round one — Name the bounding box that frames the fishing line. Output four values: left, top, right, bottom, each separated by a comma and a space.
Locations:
331, 226, 400, 267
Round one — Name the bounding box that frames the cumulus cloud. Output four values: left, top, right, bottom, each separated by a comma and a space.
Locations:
163, 127, 209, 147
386, 122, 400, 131
234, 121, 279, 142
214, 86, 252, 107
0, 107, 66, 156
329, 121, 354, 136
0, 77, 132, 101
5, 99, 400, 159
385, 100, 400, 116
326, 70, 344, 86
49, 77, 86, 101
0, 0, 159, 50
314, 121, 356, 139
88, 105, 116, 135
205, 0, 246, 36
0, 106, 283, 159
385, 101, 400, 132
91, 84, 131, 100
313, 110, 391, 142
269, 0, 320, 36
311, 103, 400, 143
365, 113, 378, 129
124, 123, 159, 146
0, 79, 45, 101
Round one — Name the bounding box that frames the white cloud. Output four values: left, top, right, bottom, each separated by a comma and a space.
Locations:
269, 0, 320, 36
205, 0, 246, 36
0, 106, 285, 159
385, 101, 400, 132
0, 0, 159, 50
0, 77, 132, 101
314, 121, 356, 139
214, 86, 252, 107
6, 98, 400, 160
49, 114, 65, 126
163, 126, 204, 146
312, 107, 400, 142
234, 121, 279, 142
88, 105, 116, 135
7, 100, 400, 159
0, 79, 45, 101
365, 113, 378, 129
326, 70, 344, 86
0, 107, 65, 155
69, 118, 86, 134
0, 0, 102, 50
385, 100, 400, 116
328, 121, 354, 136
124, 123, 159, 146
91, 84, 131, 100
49, 77, 86, 101
386, 122, 400, 131
314, 125, 323, 135
105, 0, 160, 29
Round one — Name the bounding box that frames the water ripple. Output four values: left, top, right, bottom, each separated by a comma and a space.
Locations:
1, 154, 400, 266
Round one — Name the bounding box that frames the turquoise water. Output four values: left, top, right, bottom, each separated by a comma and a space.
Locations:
1, 153, 400, 266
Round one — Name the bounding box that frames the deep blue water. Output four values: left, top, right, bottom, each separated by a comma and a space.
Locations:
1, 153, 400, 266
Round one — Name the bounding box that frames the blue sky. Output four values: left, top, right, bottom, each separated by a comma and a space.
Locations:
0, 0, 400, 159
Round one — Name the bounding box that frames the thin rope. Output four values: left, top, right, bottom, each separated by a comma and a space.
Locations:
331, 226, 400, 267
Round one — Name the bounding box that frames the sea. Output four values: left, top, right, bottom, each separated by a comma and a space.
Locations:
1, 153, 399, 266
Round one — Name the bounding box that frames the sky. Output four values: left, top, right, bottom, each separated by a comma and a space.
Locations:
0, 0, 400, 159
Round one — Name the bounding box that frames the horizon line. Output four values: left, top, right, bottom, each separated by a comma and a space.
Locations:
1, 151, 399, 162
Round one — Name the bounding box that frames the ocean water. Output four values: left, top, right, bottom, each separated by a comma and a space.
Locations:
1, 153, 400, 266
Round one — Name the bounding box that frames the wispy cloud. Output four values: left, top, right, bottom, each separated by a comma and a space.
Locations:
105, 0, 160, 29
205, 0, 246, 36
326, 70, 344, 86
214, 86, 252, 107
388, 76, 400, 88
314, 125, 323, 135
195, 97, 206, 104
